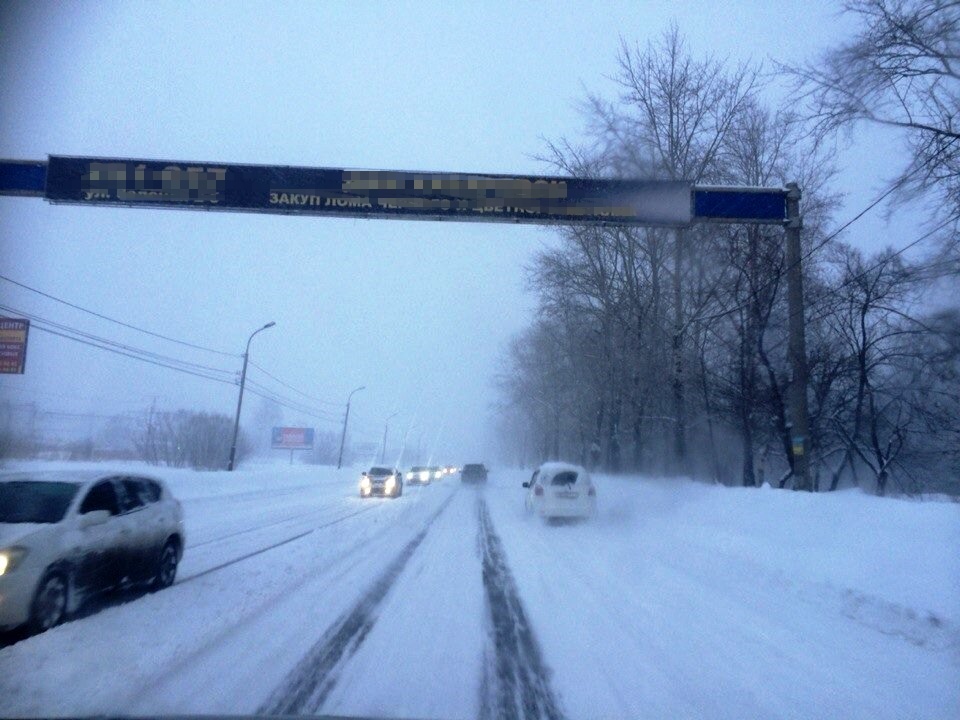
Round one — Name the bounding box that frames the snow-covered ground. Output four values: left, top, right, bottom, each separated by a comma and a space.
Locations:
0, 461, 957, 719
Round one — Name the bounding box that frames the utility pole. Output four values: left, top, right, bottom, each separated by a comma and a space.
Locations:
785, 182, 811, 491
380, 411, 398, 463
228, 321, 275, 471
337, 385, 365, 469
672, 227, 687, 474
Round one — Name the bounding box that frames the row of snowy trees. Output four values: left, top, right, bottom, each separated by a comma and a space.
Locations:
496, 2, 960, 495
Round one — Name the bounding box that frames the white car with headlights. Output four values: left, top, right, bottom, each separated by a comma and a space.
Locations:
405, 466, 432, 486
0, 470, 185, 634
359, 466, 403, 498
523, 462, 597, 520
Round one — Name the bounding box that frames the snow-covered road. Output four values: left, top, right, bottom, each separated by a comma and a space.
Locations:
1, 463, 957, 719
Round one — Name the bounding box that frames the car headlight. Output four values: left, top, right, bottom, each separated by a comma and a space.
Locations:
407, 472, 415, 480
385, 476, 397, 492
360, 476, 372, 490
0, 547, 28, 576
419, 471, 429, 481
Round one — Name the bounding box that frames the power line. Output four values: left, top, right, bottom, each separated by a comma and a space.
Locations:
808, 216, 955, 310
242, 384, 344, 426
0, 279, 364, 422
691, 180, 909, 327
0, 302, 375, 433
0, 302, 237, 379
688, 138, 960, 329
247, 360, 343, 407
756, 214, 958, 358
244, 362, 381, 434
244, 378, 343, 421
687, 214, 958, 408
30, 325, 237, 386
0, 296, 379, 438
0, 273, 238, 358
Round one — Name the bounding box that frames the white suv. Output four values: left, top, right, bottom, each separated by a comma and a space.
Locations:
0, 470, 186, 633
523, 462, 597, 520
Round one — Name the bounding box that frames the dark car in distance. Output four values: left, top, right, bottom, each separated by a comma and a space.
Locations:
460, 463, 488, 484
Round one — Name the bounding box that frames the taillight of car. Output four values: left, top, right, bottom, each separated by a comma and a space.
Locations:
534, 485, 544, 496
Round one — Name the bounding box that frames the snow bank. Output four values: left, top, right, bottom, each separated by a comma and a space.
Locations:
584, 474, 960, 622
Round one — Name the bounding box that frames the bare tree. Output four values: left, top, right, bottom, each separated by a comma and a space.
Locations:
135, 408, 249, 470
811, 243, 948, 494
304, 430, 340, 465
780, 0, 960, 234
252, 397, 284, 455
598, 25, 759, 472
710, 99, 841, 487
495, 21, 960, 495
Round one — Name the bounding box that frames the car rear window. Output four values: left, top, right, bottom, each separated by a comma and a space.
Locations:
551, 471, 579, 486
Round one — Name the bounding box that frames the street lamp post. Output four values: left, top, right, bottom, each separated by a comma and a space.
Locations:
228, 321, 276, 471
396, 422, 417, 468
337, 385, 366, 469
380, 411, 399, 463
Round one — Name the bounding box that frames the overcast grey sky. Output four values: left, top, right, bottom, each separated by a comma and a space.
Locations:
0, 1, 921, 462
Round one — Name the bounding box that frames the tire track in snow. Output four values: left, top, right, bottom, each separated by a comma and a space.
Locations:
115, 492, 454, 713
178, 505, 377, 583
187, 505, 340, 549
477, 496, 565, 720
257, 491, 457, 716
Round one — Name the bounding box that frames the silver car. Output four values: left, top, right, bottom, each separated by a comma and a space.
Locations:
0, 470, 186, 633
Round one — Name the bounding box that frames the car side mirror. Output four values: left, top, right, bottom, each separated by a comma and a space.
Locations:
522, 482, 530, 488
79, 510, 110, 528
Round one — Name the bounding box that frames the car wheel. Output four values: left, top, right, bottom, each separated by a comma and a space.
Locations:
152, 540, 179, 591
30, 571, 68, 633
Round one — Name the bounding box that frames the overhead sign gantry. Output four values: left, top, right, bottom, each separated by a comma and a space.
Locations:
0, 155, 809, 489
1, 156, 787, 226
